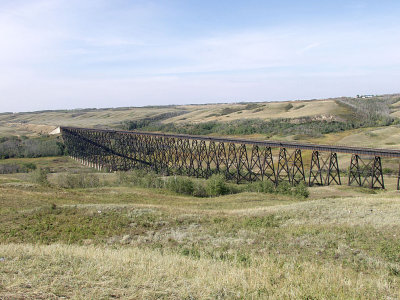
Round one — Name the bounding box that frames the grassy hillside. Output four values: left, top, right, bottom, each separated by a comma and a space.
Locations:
0, 99, 343, 129
0, 157, 399, 299
1, 94, 399, 137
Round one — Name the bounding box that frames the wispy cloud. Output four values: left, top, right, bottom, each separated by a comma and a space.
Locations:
298, 42, 321, 54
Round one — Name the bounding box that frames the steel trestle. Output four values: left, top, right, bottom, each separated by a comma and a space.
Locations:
60, 127, 400, 190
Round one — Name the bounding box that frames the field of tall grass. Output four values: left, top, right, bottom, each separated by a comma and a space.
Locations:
0, 156, 399, 299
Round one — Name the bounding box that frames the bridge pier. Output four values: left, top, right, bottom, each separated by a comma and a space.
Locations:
326, 152, 341, 186
309, 150, 323, 186
309, 151, 341, 186
348, 155, 384, 189
249, 145, 276, 184
276, 148, 305, 185
398, 164, 400, 190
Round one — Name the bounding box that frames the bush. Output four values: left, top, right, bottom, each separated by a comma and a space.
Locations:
292, 182, 309, 198
246, 180, 275, 193
80, 173, 100, 188
206, 174, 229, 196
0, 164, 21, 174
116, 171, 131, 185
141, 173, 164, 189
117, 169, 147, 186
245, 180, 309, 198
166, 176, 195, 195
30, 168, 50, 186
23, 162, 37, 171
192, 181, 208, 197
0, 162, 37, 174
57, 173, 100, 188
383, 167, 395, 175
276, 181, 292, 195
117, 169, 164, 188
115, 170, 309, 198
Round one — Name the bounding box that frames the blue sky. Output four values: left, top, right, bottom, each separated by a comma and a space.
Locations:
1, 0, 400, 112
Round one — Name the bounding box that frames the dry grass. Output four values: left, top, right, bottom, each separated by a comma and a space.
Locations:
167, 99, 344, 124
0, 243, 398, 299
1, 154, 400, 298
2, 94, 397, 133
232, 196, 400, 227
336, 126, 400, 149
0, 97, 355, 137
1, 169, 400, 298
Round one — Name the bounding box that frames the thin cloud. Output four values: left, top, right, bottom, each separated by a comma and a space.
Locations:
298, 42, 321, 54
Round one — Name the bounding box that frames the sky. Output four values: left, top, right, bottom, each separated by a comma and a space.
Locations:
1, 0, 400, 112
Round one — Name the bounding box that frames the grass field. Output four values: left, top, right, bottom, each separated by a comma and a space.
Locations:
1, 157, 400, 299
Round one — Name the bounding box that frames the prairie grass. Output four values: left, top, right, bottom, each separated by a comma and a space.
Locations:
1, 243, 398, 299
1, 157, 400, 299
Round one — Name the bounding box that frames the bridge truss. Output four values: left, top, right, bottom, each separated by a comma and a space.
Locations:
60, 127, 400, 190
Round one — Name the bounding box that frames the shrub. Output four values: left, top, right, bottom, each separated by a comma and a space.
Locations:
276, 181, 292, 195
116, 171, 132, 185
80, 173, 100, 188
192, 181, 208, 197
142, 173, 164, 189
23, 162, 37, 171
243, 214, 283, 228
166, 176, 195, 195
284, 103, 293, 111
246, 180, 275, 193
57, 173, 76, 188
30, 168, 50, 186
117, 169, 148, 186
383, 168, 394, 175
261, 180, 276, 193
115, 170, 309, 198
0, 164, 21, 174
0, 162, 37, 174
57, 173, 100, 188
206, 174, 229, 196
117, 169, 164, 188
292, 182, 309, 198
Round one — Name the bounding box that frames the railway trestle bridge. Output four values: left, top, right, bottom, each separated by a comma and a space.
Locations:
61, 126, 400, 190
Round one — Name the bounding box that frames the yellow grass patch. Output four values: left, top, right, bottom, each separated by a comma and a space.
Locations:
0, 243, 397, 299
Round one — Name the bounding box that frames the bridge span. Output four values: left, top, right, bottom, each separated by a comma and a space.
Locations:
60, 126, 400, 190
